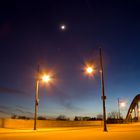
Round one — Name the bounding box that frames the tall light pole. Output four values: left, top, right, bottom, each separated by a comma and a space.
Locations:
34, 78, 39, 130
85, 48, 107, 132
34, 65, 40, 130
118, 98, 121, 120
117, 98, 125, 121
99, 48, 107, 132
34, 65, 51, 130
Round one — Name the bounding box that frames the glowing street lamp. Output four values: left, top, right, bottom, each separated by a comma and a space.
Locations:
86, 66, 94, 74
118, 98, 125, 120
84, 48, 107, 132
120, 102, 125, 107
99, 48, 107, 132
42, 75, 50, 83
34, 67, 51, 130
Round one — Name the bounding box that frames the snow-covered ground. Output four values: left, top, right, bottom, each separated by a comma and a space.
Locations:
0, 123, 140, 140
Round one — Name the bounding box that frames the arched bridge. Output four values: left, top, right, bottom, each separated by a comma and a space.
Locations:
126, 94, 140, 122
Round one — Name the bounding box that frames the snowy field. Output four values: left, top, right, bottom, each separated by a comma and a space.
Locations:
0, 123, 140, 140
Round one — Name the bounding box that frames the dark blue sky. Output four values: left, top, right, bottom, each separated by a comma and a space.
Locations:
0, 0, 140, 119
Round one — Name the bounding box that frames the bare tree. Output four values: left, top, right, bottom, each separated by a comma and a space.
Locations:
108, 111, 118, 119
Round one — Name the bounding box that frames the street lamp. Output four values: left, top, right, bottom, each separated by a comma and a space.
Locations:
118, 98, 126, 120
34, 68, 51, 130
85, 48, 107, 132
42, 75, 50, 83
99, 48, 107, 132
85, 65, 95, 76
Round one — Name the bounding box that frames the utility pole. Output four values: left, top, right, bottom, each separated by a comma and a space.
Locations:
118, 98, 120, 119
34, 65, 40, 130
99, 48, 107, 132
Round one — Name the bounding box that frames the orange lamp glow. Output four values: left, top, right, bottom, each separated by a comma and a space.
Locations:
86, 67, 94, 74
42, 75, 50, 83
85, 65, 96, 76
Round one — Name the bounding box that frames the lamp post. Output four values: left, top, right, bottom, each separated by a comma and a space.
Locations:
34, 66, 51, 130
34, 78, 39, 130
118, 98, 121, 120
99, 48, 107, 132
117, 98, 125, 120
85, 48, 107, 132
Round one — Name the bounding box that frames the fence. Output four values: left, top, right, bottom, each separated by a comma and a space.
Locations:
0, 119, 102, 129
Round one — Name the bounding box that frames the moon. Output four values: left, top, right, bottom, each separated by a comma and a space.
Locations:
60, 24, 66, 30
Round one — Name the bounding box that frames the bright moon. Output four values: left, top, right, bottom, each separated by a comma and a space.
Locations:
60, 24, 66, 30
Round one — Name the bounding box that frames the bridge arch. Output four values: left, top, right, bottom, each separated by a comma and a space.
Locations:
126, 94, 140, 122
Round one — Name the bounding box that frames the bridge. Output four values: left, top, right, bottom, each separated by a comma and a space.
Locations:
125, 94, 140, 122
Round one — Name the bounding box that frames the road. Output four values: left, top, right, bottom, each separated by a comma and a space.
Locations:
0, 124, 140, 140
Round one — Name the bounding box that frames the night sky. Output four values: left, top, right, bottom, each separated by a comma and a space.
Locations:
0, 0, 140, 119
